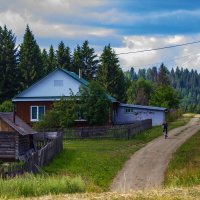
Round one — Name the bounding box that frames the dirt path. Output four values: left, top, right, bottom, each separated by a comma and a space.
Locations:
110, 115, 200, 192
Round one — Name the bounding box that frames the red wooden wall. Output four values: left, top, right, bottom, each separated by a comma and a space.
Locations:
15, 101, 53, 126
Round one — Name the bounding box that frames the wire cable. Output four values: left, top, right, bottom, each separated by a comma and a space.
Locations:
116, 40, 200, 55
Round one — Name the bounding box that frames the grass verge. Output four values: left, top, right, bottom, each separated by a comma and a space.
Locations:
164, 129, 200, 187
0, 174, 85, 198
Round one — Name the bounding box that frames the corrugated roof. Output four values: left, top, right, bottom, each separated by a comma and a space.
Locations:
0, 112, 37, 135
120, 103, 168, 111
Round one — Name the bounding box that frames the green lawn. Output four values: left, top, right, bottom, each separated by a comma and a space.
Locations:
0, 115, 193, 198
165, 129, 200, 187
44, 115, 192, 192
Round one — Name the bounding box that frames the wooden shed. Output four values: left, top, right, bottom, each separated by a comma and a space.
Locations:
0, 112, 37, 162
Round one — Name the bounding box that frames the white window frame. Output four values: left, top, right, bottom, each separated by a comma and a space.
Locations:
30, 106, 45, 122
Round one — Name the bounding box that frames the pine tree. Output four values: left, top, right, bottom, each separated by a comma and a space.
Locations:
72, 45, 82, 75
0, 26, 20, 102
96, 44, 126, 102
48, 45, 57, 73
72, 41, 98, 80
41, 49, 49, 75
81, 40, 98, 80
157, 63, 170, 86
56, 41, 71, 70
19, 25, 43, 89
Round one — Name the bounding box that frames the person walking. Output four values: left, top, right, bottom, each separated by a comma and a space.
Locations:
162, 121, 168, 139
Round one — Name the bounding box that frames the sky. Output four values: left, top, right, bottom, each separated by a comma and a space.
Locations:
1, 0, 200, 72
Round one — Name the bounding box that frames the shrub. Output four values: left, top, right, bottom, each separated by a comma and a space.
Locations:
34, 93, 78, 130
166, 109, 183, 122
79, 81, 110, 125
0, 100, 13, 112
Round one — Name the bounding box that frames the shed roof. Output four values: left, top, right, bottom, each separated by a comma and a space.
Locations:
0, 112, 37, 135
120, 104, 168, 111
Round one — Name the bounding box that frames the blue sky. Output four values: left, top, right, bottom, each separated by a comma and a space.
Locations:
0, 0, 200, 71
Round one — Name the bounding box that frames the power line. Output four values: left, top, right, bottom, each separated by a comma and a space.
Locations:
116, 40, 200, 55
128, 52, 200, 68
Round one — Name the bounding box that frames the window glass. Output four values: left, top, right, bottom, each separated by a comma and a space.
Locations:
38, 106, 45, 120
31, 107, 37, 120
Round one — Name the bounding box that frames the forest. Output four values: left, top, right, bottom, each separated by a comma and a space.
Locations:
0, 25, 199, 113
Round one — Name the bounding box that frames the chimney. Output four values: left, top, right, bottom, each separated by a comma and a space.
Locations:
79, 68, 82, 79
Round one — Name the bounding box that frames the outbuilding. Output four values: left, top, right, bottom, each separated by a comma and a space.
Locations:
0, 112, 36, 162
113, 104, 168, 126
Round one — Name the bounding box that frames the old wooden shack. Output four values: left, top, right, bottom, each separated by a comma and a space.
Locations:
0, 112, 37, 162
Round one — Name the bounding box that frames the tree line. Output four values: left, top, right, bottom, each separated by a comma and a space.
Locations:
0, 25, 126, 103
1, 24, 197, 114
126, 64, 200, 112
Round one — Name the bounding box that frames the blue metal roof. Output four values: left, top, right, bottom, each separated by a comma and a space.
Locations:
13, 67, 117, 103
120, 103, 168, 111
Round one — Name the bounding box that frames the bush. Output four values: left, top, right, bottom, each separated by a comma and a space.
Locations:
34, 94, 78, 130
166, 109, 183, 122
79, 81, 110, 125
0, 100, 13, 112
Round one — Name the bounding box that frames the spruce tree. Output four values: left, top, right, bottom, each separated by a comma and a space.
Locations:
0, 26, 19, 102
56, 41, 71, 70
157, 63, 170, 86
72, 45, 82, 75
81, 40, 98, 80
19, 25, 43, 89
96, 44, 126, 102
72, 41, 98, 80
41, 49, 49, 75
48, 45, 57, 72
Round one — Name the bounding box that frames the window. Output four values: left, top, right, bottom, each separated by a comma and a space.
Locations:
54, 80, 63, 87
125, 107, 134, 113
31, 106, 45, 122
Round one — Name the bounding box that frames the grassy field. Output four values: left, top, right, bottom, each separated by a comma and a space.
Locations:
43, 115, 192, 192
165, 129, 200, 187
0, 115, 193, 198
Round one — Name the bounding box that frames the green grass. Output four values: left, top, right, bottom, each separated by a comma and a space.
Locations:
0, 174, 85, 198
43, 115, 192, 192
0, 114, 193, 198
165, 129, 200, 187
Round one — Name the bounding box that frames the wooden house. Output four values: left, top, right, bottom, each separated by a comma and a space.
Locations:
12, 67, 117, 126
0, 112, 36, 162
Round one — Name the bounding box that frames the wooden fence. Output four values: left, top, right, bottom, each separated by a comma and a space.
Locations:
63, 119, 152, 139
0, 132, 63, 178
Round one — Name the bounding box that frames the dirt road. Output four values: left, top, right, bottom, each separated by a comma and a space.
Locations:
110, 115, 200, 192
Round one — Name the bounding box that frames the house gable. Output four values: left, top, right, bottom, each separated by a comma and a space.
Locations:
13, 68, 88, 102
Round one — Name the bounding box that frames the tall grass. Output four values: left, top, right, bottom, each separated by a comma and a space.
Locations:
165, 130, 200, 187
0, 174, 85, 198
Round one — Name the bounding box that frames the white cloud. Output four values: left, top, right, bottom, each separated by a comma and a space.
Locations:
0, 9, 115, 40
114, 35, 200, 72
